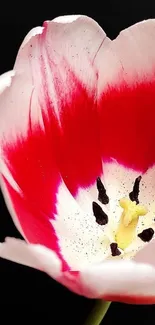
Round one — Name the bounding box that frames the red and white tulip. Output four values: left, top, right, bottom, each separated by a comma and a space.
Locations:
0, 15, 155, 304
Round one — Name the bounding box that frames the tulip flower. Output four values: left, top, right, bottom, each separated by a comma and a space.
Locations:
0, 15, 155, 323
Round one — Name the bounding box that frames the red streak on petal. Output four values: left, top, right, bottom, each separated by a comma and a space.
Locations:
3, 122, 69, 271
39, 48, 103, 195
102, 293, 155, 304
99, 79, 155, 171
2, 65, 103, 270
57, 81, 102, 195
50, 69, 102, 194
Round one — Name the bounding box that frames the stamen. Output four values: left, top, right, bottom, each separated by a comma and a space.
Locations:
115, 198, 148, 249
119, 198, 147, 227
96, 177, 109, 205
92, 201, 108, 225
138, 228, 154, 242
110, 243, 121, 256
129, 176, 142, 204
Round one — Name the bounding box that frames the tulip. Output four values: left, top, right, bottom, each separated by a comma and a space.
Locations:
0, 16, 155, 321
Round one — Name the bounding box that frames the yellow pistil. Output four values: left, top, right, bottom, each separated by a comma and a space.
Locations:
115, 198, 148, 250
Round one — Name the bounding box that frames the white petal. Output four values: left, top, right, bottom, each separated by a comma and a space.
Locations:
78, 260, 155, 301
0, 237, 61, 279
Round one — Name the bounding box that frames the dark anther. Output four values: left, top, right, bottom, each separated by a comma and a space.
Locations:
96, 177, 109, 205
138, 228, 154, 242
92, 201, 108, 225
129, 176, 142, 204
110, 243, 121, 257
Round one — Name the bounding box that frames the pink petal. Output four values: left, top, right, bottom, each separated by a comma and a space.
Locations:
134, 238, 155, 266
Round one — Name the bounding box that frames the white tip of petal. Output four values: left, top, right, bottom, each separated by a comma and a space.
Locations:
53, 15, 82, 24
0, 237, 62, 279
0, 71, 15, 95
20, 26, 44, 48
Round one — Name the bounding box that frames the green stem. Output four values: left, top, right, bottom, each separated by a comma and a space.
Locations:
84, 300, 111, 325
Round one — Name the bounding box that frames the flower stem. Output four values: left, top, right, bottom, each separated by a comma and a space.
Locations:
84, 300, 111, 325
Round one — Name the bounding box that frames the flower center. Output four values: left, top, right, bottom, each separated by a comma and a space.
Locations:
115, 198, 148, 250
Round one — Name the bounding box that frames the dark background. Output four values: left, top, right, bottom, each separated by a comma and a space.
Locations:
0, 1, 155, 324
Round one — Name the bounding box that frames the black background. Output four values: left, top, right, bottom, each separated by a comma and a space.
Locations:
0, 1, 155, 324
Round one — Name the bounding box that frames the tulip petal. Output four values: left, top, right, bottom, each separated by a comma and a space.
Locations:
96, 19, 155, 171
2, 237, 155, 304
0, 237, 84, 295
0, 15, 110, 270
76, 261, 155, 304
134, 238, 155, 266
0, 237, 61, 278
